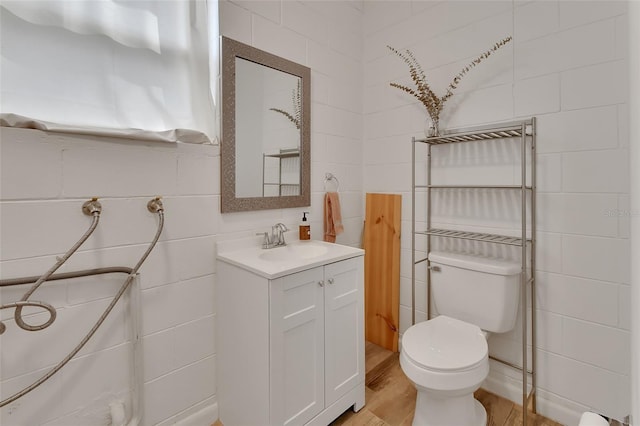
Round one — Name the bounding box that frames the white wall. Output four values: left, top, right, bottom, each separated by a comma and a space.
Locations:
362, 1, 630, 424
219, 0, 364, 245
2, 1, 634, 425
628, 1, 640, 424
0, 1, 364, 425
0, 128, 219, 425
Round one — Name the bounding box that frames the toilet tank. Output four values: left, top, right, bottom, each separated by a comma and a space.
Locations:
428, 251, 521, 333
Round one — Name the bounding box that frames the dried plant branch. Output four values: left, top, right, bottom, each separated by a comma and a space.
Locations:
269, 108, 299, 129
441, 36, 512, 103
387, 45, 442, 120
388, 36, 512, 123
269, 80, 302, 130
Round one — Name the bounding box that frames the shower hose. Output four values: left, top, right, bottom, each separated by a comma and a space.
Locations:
0, 197, 164, 408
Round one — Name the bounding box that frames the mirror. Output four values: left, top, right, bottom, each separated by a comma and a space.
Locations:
221, 36, 311, 213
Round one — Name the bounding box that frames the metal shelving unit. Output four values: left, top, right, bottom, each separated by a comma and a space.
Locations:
410, 118, 537, 424
262, 149, 300, 196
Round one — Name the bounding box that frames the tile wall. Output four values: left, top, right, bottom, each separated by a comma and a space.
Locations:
0, 1, 633, 425
0, 128, 219, 426
361, 1, 630, 424
218, 0, 364, 247
0, 1, 365, 425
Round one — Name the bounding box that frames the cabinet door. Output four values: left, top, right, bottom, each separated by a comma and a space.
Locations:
270, 267, 325, 426
324, 257, 365, 406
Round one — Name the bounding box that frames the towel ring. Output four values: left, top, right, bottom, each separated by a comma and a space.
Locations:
324, 173, 340, 192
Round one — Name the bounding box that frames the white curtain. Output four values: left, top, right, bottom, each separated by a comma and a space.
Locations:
0, 0, 219, 144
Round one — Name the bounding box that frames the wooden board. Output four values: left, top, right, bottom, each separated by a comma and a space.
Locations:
364, 193, 401, 352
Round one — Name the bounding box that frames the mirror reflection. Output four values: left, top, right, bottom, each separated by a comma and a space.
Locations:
235, 58, 301, 198
221, 36, 310, 213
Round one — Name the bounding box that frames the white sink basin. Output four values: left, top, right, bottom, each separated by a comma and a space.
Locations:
259, 241, 329, 262
216, 239, 364, 279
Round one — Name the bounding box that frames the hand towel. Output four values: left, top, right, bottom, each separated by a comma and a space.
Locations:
324, 192, 344, 243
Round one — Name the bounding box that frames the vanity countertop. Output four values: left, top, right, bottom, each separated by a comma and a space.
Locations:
216, 239, 364, 279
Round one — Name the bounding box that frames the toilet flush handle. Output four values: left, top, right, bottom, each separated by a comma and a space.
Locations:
428, 265, 441, 272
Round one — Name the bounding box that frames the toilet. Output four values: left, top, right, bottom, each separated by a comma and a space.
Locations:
400, 251, 521, 426
578, 412, 610, 426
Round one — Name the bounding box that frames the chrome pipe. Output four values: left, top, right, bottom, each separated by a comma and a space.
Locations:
0, 267, 134, 287
489, 355, 534, 375
427, 185, 533, 189
426, 143, 432, 321
521, 121, 529, 425
530, 117, 538, 414
411, 137, 416, 326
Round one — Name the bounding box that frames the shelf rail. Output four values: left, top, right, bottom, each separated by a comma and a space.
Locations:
418, 228, 529, 246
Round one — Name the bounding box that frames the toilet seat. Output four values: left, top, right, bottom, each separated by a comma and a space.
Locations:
402, 315, 488, 372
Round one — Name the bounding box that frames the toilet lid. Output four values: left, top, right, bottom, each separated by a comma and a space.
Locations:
402, 315, 488, 372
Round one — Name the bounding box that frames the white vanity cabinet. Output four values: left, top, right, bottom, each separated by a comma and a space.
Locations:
217, 250, 365, 426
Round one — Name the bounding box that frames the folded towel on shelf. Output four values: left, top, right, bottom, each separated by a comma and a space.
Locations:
324, 192, 344, 243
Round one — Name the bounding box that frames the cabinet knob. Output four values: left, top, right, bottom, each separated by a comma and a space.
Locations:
327, 278, 334, 285
318, 280, 324, 287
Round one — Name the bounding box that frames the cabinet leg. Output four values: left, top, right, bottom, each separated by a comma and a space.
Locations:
352, 385, 366, 412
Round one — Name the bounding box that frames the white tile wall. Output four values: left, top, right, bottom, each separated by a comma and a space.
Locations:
537, 271, 620, 326
1, 2, 369, 423
537, 350, 630, 419
362, 1, 412, 36
0, 127, 218, 425
561, 318, 630, 374
537, 193, 619, 237
535, 154, 563, 193
1, 1, 632, 425
558, 19, 616, 70
514, 0, 559, 42
1, 366, 68, 425
618, 284, 632, 330
363, 1, 630, 423
615, 14, 628, 60
514, 32, 562, 80
535, 310, 563, 354
558, 0, 628, 30
252, 15, 307, 65
143, 356, 216, 426
231, 0, 280, 24
562, 235, 630, 283
536, 106, 619, 153
61, 146, 178, 198
0, 131, 62, 200
514, 74, 561, 117
282, 1, 327, 44
562, 149, 630, 193
561, 60, 627, 111
219, 0, 252, 44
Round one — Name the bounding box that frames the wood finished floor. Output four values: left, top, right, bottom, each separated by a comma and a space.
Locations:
330, 342, 564, 426
213, 341, 564, 426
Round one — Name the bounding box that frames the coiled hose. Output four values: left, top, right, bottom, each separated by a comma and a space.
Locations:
0, 198, 164, 408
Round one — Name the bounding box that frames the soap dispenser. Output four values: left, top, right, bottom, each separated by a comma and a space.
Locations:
299, 212, 310, 241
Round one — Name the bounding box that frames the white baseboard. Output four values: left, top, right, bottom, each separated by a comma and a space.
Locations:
174, 402, 218, 426
483, 371, 587, 426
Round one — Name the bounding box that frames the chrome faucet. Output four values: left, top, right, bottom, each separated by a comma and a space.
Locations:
272, 223, 289, 246
256, 223, 290, 249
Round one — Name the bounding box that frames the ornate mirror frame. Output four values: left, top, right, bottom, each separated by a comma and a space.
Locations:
220, 36, 311, 213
